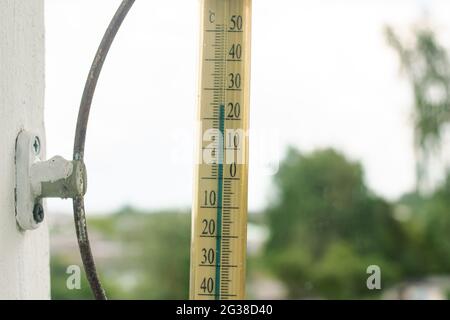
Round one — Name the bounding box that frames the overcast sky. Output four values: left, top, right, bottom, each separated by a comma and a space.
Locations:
44, 0, 450, 214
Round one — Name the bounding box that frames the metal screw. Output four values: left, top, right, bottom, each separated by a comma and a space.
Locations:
32, 136, 40, 155
33, 203, 44, 224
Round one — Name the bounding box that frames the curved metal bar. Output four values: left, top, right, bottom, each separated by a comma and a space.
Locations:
72, 0, 135, 300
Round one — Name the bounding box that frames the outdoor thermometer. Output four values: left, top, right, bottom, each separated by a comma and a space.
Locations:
190, 0, 252, 300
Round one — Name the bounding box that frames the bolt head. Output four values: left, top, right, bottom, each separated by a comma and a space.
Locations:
33, 203, 44, 224
32, 136, 41, 155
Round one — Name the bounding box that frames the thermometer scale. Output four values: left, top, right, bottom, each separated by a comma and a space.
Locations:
190, 0, 252, 300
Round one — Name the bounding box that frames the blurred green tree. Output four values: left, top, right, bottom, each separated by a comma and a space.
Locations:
264, 148, 405, 298
399, 174, 450, 274
385, 26, 450, 192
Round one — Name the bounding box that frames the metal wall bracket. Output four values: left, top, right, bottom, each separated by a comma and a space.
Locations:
15, 131, 87, 230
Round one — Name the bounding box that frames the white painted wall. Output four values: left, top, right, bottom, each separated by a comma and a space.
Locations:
0, 1, 50, 299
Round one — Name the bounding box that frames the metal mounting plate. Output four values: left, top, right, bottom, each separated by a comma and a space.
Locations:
15, 130, 42, 230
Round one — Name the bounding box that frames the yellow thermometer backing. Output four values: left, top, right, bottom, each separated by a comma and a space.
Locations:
190, 0, 252, 300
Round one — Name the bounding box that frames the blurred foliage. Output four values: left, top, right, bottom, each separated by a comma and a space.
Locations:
51, 209, 190, 299
263, 148, 404, 298
261, 147, 450, 299
386, 25, 450, 191
399, 175, 450, 274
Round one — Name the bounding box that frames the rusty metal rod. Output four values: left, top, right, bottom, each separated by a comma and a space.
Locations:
73, 0, 135, 300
